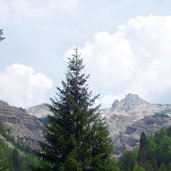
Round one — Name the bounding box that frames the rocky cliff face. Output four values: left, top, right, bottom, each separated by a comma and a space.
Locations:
111, 93, 151, 112
114, 113, 171, 157
104, 94, 171, 157
0, 100, 43, 149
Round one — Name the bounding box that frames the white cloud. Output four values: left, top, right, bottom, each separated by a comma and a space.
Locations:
0, 0, 79, 21
0, 64, 53, 108
66, 15, 171, 108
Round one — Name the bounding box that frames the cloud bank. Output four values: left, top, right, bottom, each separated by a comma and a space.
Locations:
0, 0, 79, 21
0, 64, 53, 108
67, 15, 171, 107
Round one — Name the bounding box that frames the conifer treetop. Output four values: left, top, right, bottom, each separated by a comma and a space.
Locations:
41, 47, 115, 171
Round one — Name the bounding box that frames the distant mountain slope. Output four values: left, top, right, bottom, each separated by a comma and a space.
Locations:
27, 103, 53, 118
0, 100, 43, 149
104, 93, 171, 157
104, 93, 171, 130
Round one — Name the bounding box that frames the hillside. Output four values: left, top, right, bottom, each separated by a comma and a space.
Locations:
0, 121, 52, 171
0, 100, 43, 150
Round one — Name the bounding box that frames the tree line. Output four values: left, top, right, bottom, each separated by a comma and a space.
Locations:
119, 128, 171, 171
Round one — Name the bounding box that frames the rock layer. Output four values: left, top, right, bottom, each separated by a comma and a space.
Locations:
104, 94, 171, 157
0, 101, 43, 149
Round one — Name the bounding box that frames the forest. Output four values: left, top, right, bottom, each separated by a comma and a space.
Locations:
1, 121, 171, 171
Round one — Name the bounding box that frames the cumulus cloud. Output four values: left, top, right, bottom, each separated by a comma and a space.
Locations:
0, 0, 79, 21
0, 64, 53, 108
66, 15, 171, 108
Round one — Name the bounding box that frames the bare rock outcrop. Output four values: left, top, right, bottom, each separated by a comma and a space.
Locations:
103, 93, 171, 157
0, 101, 44, 149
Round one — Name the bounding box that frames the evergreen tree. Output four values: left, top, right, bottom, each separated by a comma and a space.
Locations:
133, 163, 145, 171
138, 132, 149, 163
41, 48, 115, 171
0, 29, 4, 41
119, 150, 137, 171
11, 149, 20, 170
158, 163, 167, 171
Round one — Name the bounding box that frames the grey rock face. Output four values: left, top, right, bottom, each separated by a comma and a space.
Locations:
102, 93, 171, 157
0, 101, 43, 149
111, 93, 151, 112
0, 100, 9, 106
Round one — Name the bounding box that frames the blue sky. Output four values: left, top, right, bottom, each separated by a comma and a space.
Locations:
0, 0, 171, 108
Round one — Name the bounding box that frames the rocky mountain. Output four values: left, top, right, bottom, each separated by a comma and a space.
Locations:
111, 93, 151, 112
0, 100, 44, 149
27, 103, 53, 118
104, 93, 171, 157
113, 113, 171, 157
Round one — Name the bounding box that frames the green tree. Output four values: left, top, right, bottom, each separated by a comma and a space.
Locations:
119, 150, 138, 171
157, 135, 171, 164
11, 149, 20, 170
41, 48, 115, 171
138, 132, 149, 163
0, 29, 4, 41
133, 163, 145, 171
158, 163, 167, 171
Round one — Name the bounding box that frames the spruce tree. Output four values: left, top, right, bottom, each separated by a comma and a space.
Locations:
138, 132, 149, 163
41, 48, 115, 171
0, 29, 4, 41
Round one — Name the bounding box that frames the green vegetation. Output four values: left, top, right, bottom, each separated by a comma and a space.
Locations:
0, 29, 4, 41
119, 127, 171, 171
41, 48, 116, 170
0, 122, 52, 171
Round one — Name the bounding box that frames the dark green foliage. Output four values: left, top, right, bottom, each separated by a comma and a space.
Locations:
41, 48, 115, 170
11, 149, 20, 170
133, 163, 145, 171
158, 163, 167, 171
138, 132, 148, 163
119, 127, 171, 171
0, 29, 4, 41
119, 149, 138, 171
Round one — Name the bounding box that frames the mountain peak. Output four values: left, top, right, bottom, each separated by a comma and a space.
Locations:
112, 93, 151, 112
125, 93, 140, 99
